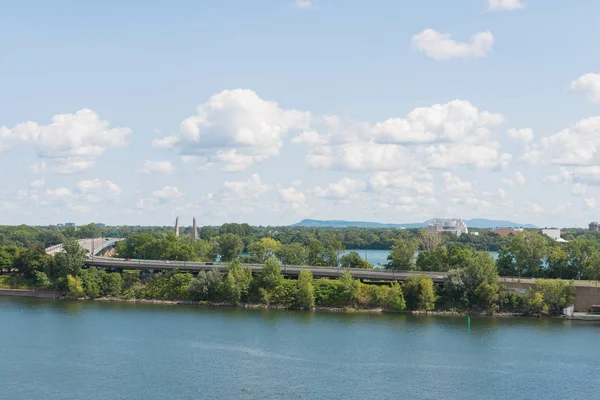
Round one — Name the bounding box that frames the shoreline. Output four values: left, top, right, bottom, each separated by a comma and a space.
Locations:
0, 288, 570, 319
85, 295, 528, 318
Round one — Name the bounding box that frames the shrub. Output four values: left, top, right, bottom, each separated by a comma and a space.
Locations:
522, 291, 548, 316
122, 270, 141, 291
66, 274, 85, 298
220, 272, 241, 305
403, 275, 436, 311
79, 268, 102, 298
270, 280, 298, 307
339, 270, 359, 305
33, 271, 52, 289
314, 279, 346, 307
188, 270, 222, 301
534, 279, 575, 315
103, 273, 123, 297
296, 270, 315, 309
384, 282, 406, 312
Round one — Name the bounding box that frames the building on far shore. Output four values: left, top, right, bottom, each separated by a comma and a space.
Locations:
540, 228, 566, 242
590, 222, 600, 231
492, 227, 523, 237
427, 219, 468, 236
64, 222, 75, 227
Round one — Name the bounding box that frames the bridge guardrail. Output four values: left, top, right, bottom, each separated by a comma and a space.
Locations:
83, 258, 448, 282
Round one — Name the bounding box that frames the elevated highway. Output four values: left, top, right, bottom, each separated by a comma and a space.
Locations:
46, 238, 123, 256
84, 257, 448, 282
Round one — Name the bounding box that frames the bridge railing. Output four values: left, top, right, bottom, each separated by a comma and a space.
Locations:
45, 243, 64, 252
83, 258, 448, 282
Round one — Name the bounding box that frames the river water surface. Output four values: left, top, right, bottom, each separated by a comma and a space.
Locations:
1, 297, 599, 399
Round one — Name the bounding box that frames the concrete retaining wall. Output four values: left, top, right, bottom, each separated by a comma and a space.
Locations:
0, 289, 60, 299
504, 281, 600, 312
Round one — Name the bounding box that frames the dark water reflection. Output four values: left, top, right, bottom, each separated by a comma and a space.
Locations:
1, 297, 599, 400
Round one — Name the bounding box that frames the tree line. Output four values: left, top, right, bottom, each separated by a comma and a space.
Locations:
390, 231, 600, 281
0, 234, 575, 317
0, 223, 515, 252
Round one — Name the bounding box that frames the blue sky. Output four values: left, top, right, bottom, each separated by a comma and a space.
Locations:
1, 0, 600, 228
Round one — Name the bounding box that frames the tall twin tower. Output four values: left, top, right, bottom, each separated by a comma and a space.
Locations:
174, 217, 199, 240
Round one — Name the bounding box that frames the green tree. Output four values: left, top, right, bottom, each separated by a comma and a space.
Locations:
384, 282, 406, 312
444, 250, 499, 311
215, 234, 244, 262
192, 239, 217, 262
416, 246, 449, 272
522, 291, 548, 316
78, 223, 102, 239
386, 238, 419, 270
566, 239, 600, 279
534, 279, 575, 315
339, 270, 359, 305
0, 246, 21, 272
495, 247, 516, 276
221, 272, 241, 305
103, 273, 123, 296
403, 275, 436, 311
276, 243, 307, 266
79, 268, 102, 298
219, 260, 253, 303
419, 230, 443, 251
340, 251, 373, 269
507, 231, 548, 277
66, 274, 86, 298
188, 270, 222, 301
14, 244, 51, 278
122, 270, 141, 292
322, 240, 344, 267
306, 239, 325, 266
248, 238, 282, 263
546, 245, 569, 279
33, 271, 52, 289
54, 238, 86, 278
296, 270, 315, 309
257, 256, 284, 291
37, 230, 65, 248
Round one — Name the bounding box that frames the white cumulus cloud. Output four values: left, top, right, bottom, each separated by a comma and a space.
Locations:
539, 117, 600, 165
502, 172, 526, 186
411, 29, 494, 60
314, 178, 365, 200
29, 179, 45, 189
441, 172, 473, 195
292, 0, 314, 9
570, 73, 600, 103
367, 171, 434, 195
0, 109, 132, 174
506, 128, 533, 144
585, 198, 596, 209
152, 186, 184, 199
157, 89, 310, 171
487, 0, 526, 11
222, 173, 271, 200
136, 160, 175, 175
75, 179, 121, 203
46, 187, 73, 203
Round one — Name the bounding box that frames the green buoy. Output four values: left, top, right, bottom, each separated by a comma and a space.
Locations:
467, 316, 471, 327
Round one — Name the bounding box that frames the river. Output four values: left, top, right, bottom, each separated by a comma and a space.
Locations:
344, 249, 500, 268
1, 297, 599, 399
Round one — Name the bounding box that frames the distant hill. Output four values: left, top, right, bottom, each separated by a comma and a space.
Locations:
291, 219, 537, 229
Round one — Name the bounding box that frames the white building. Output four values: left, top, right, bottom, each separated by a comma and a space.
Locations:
427, 219, 468, 236
541, 228, 565, 242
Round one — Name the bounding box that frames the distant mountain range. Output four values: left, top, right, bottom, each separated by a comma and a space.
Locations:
291, 219, 538, 229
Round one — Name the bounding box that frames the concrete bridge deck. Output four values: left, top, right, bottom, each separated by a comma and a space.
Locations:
46, 238, 123, 256
84, 257, 448, 282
